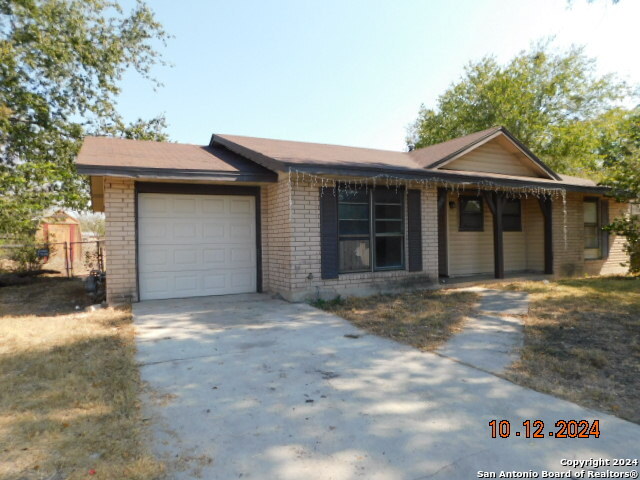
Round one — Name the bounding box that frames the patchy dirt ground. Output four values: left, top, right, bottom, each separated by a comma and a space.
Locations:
0, 277, 164, 480
313, 289, 478, 351
500, 276, 640, 424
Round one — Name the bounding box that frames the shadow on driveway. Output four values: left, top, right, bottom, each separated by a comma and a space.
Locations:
134, 294, 640, 480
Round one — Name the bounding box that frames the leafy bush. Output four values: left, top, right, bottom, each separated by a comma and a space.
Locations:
605, 214, 640, 274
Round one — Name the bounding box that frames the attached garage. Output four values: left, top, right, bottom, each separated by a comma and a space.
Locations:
136, 186, 260, 301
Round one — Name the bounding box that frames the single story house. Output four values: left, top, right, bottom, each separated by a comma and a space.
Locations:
76, 126, 629, 304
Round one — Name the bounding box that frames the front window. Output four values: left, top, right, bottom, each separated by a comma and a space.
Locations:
338, 188, 404, 273
459, 196, 484, 231
502, 199, 522, 232
584, 198, 600, 259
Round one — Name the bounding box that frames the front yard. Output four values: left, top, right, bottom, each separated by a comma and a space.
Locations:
314, 289, 478, 351
318, 277, 640, 425
501, 276, 640, 424
0, 277, 164, 480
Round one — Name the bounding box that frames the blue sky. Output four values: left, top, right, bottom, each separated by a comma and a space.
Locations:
115, 0, 640, 151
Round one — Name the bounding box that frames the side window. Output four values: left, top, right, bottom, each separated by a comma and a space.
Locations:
502, 199, 522, 232
584, 198, 600, 259
459, 196, 484, 231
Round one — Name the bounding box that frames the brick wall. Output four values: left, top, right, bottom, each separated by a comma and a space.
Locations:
103, 177, 137, 304
261, 177, 439, 301
553, 192, 629, 277
261, 173, 293, 293
584, 199, 629, 275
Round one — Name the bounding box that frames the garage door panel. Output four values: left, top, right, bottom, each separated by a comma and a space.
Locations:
139, 195, 168, 214
173, 197, 197, 214
138, 193, 257, 300
202, 198, 225, 213
202, 223, 225, 240
229, 198, 252, 214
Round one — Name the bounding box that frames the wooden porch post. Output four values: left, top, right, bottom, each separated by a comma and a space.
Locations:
483, 191, 506, 279
537, 196, 554, 275
437, 188, 448, 277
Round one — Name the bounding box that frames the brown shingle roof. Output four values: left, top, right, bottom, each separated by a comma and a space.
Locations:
75, 129, 604, 192
213, 134, 417, 171
76, 136, 277, 181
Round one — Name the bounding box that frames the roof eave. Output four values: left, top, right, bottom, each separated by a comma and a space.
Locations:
76, 164, 278, 183
289, 164, 609, 194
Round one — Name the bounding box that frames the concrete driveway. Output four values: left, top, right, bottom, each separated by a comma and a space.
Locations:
134, 294, 640, 480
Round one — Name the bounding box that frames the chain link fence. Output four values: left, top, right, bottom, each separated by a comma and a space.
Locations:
0, 240, 105, 277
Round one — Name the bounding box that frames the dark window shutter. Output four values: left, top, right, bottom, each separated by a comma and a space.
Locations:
407, 189, 423, 272
600, 199, 610, 258
319, 187, 339, 279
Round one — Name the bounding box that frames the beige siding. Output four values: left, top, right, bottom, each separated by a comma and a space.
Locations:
443, 140, 542, 177
447, 192, 494, 275
447, 193, 528, 275
524, 198, 545, 271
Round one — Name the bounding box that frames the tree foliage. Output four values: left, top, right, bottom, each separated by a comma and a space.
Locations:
408, 41, 633, 177
600, 107, 640, 273
0, 0, 169, 237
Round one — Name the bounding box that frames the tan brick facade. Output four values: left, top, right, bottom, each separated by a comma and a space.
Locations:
103, 177, 137, 304
261, 176, 440, 301
551, 192, 629, 277
100, 176, 630, 304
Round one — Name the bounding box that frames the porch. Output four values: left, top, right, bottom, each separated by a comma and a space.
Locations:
437, 189, 554, 279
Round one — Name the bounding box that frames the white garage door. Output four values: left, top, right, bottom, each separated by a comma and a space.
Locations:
137, 193, 257, 301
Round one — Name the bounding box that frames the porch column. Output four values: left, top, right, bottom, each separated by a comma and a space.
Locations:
483, 191, 506, 279
437, 188, 448, 277
537, 196, 554, 275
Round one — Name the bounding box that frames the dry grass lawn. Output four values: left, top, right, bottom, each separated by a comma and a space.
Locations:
500, 276, 640, 424
0, 277, 164, 480
313, 289, 478, 351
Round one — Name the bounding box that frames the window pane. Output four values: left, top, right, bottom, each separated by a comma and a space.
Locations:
462, 199, 482, 213
584, 201, 598, 223
339, 220, 369, 235
460, 197, 484, 231
503, 199, 520, 215
338, 189, 368, 203
339, 203, 369, 220
374, 204, 402, 220
375, 220, 403, 234
503, 215, 521, 232
375, 236, 403, 268
339, 239, 370, 272
374, 188, 402, 204
584, 225, 599, 249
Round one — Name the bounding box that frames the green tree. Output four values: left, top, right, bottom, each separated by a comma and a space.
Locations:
408, 41, 633, 177
600, 108, 640, 273
0, 0, 169, 238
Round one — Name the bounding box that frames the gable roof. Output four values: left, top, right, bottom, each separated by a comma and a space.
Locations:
409, 127, 560, 180
76, 136, 277, 182
75, 127, 607, 193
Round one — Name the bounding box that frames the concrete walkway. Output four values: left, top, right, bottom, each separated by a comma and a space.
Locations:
134, 294, 640, 480
437, 288, 528, 374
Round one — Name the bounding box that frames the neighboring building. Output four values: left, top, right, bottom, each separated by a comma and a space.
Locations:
75, 126, 629, 304
38, 211, 83, 265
